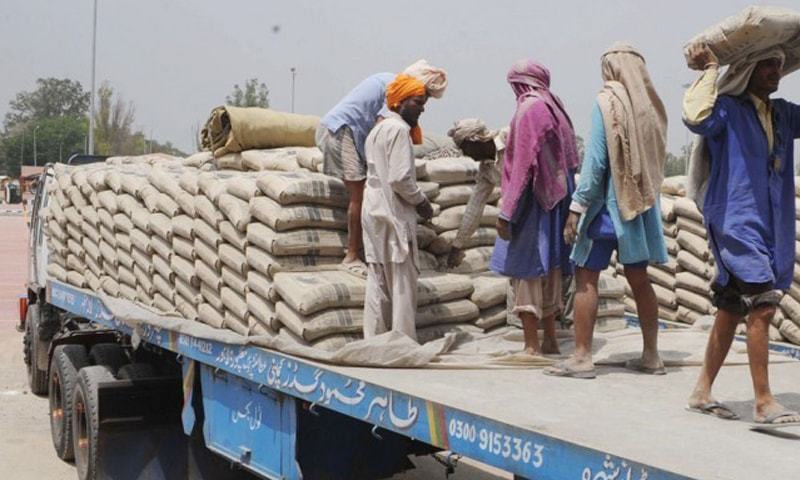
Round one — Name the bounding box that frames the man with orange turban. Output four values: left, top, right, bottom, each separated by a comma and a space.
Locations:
361, 74, 433, 341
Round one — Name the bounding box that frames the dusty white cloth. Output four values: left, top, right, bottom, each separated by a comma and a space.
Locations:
596, 43, 668, 221
362, 111, 426, 265
403, 59, 448, 99
364, 256, 418, 341
447, 118, 496, 146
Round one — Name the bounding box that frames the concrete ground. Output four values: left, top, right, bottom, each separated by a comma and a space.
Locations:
0, 206, 507, 479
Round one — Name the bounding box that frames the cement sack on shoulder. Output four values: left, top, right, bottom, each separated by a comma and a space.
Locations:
428, 228, 497, 255
677, 230, 710, 261
676, 217, 706, 239
246, 246, 340, 278
130, 227, 154, 255
247, 293, 279, 333
273, 271, 365, 315
151, 235, 172, 262
469, 273, 506, 309
172, 215, 194, 240
597, 298, 626, 318
194, 195, 224, 227
661, 176, 686, 196
227, 177, 261, 201
220, 221, 247, 250
417, 299, 480, 327
779, 295, 800, 327
276, 302, 362, 341
417, 324, 482, 344
251, 196, 347, 231
474, 305, 506, 331
423, 157, 479, 185
47, 264, 68, 282
198, 303, 225, 328
221, 265, 248, 293
256, 171, 348, 208
677, 251, 714, 279
221, 287, 250, 321
648, 266, 676, 290
432, 204, 498, 233
218, 193, 251, 232
417, 224, 437, 249
202, 106, 318, 156
246, 222, 346, 256
219, 244, 249, 276
675, 271, 710, 295
435, 184, 500, 209
676, 288, 713, 314
196, 260, 223, 291
171, 255, 199, 287
216, 153, 245, 170
445, 246, 493, 274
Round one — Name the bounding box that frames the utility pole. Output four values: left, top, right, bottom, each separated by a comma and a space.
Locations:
290, 67, 297, 113
33, 125, 39, 167
88, 0, 99, 155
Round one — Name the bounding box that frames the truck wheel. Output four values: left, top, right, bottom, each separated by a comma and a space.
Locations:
24, 304, 49, 395
88, 343, 128, 375
49, 344, 90, 461
117, 363, 157, 380
73, 365, 117, 480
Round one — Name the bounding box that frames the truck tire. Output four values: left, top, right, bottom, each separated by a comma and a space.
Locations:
49, 344, 91, 460
88, 343, 128, 375
24, 304, 49, 395
116, 363, 157, 380
73, 365, 117, 480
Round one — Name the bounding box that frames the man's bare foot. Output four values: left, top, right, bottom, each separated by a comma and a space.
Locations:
340, 258, 368, 278
625, 356, 666, 375
755, 399, 800, 424
543, 356, 596, 379
541, 338, 561, 355
523, 346, 543, 357
686, 390, 738, 419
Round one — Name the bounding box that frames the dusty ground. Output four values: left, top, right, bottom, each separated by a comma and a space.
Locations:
0, 206, 506, 479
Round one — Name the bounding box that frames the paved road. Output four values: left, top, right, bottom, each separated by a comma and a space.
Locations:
0, 208, 507, 479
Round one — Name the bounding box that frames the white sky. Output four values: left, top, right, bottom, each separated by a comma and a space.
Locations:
2, 0, 798, 156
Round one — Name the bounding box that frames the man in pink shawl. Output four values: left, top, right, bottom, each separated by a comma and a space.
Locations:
490, 59, 580, 356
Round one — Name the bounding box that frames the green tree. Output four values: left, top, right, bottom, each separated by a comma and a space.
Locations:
226, 78, 270, 108
0, 117, 87, 176
4, 78, 90, 130
93, 82, 136, 155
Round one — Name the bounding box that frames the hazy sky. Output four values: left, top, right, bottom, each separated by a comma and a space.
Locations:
2, 0, 799, 155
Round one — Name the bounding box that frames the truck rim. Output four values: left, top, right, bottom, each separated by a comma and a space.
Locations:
74, 392, 89, 473
49, 370, 64, 438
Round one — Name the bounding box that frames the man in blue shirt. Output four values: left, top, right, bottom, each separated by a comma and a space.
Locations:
683, 43, 800, 425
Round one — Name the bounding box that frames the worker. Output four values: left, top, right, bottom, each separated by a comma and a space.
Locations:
548, 43, 669, 379
682, 43, 800, 425
361, 74, 434, 341
317, 61, 447, 278
490, 59, 579, 356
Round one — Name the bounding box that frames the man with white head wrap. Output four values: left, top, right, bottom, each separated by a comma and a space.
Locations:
683, 43, 800, 425
445, 119, 507, 268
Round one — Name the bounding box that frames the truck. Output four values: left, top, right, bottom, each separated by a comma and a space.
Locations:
21, 163, 800, 480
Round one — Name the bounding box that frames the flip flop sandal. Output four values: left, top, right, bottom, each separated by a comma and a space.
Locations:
753, 410, 800, 427
685, 401, 740, 420
543, 361, 597, 379
625, 358, 667, 375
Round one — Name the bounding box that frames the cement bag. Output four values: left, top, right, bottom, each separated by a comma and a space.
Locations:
665, 236, 679, 255
684, 6, 800, 75
652, 257, 678, 275
221, 265, 248, 293
247, 294, 278, 334
660, 196, 676, 222
416, 299, 480, 327
427, 227, 497, 255
246, 270, 275, 304
221, 287, 250, 321
597, 298, 625, 318
247, 223, 346, 257
423, 157, 479, 185
652, 284, 677, 309
220, 221, 248, 251
85, 271, 101, 292
256, 171, 348, 208
223, 310, 250, 336
148, 167, 185, 200
677, 306, 703, 325
251, 197, 347, 231
677, 251, 714, 279
675, 271, 710, 295
310, 333, 363, 352
119, 283, 138, 302
131, 248, 153, 275
219, 244, 249, 276
674, 197, 704, 223
789, 282, 800, 304
663, 222, 678, 238
241, 149, 302, 172
676, 217, 706, 239
598, 273, 625, 299
152, 254, 175, 283
273, 271, 365, 315
474, 305, 506, 331
201, 106, 319, 157
196, 260, 223, 290
658, 306, 680, 322
445, 246, 493, 274
49, 201, 67, 227
101, 276, 120, 297
151, 235, 172, 263
171, 255, 200, 288
295, 147, 323, 172
194, 218, 222, 248
227, 177, 261, 201
47, 264, 68, 282
183, 152, 214, 168
80, 223, 101, 245
116, 248, 134, 270
117, 265, 136, 288
246, 246, 341, 278
779, 295, 800, 327
648, 266, 676, 290
596, 317, 628, 333
172, 215, 195, 240
149, 213, 173, 242
133, 265, 154, 296
435, 184, 500, 209
412, 133, 458, 159
198, 303, 225, 329
276, 302, 362, 341
417, 273, 475, 305
194, 195, 224, 227
418, 181, 440, 201
218, 193, 251, 231
661, 176, 686, 196
469, 273, 507, 309
201, 283, 224, 311
179, 171, 201, 195
215, 153, 245, 170
113, 214, 133, 235
96, 191, 119, 214
130, 206, 151, 233
417, 324, 482, 344
432, 205, 498, 233
176, 299, 199, 322
676, 288, 713, 314
779, 320, 800, 344
417, 224, 437, 249
64, 206, 83, 228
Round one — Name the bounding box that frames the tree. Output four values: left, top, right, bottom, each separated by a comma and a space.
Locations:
93, 82, 136, 155
4, 78, 90, 130
226, 78, 270, 108
0, 117, 88, 176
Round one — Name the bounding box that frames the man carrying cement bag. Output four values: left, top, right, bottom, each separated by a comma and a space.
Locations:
682, 33, 800, 425
361, 74, 434, 341
317, 61, 447, 278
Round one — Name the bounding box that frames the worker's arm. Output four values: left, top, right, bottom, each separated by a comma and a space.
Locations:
683, 43, 727, 137
386, 125, 426, 207
570, 103, 608, 214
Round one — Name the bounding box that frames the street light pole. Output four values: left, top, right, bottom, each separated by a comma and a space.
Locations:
33, 125, 39, 167
290, 67, 296, 113
88, 0, 98, 155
